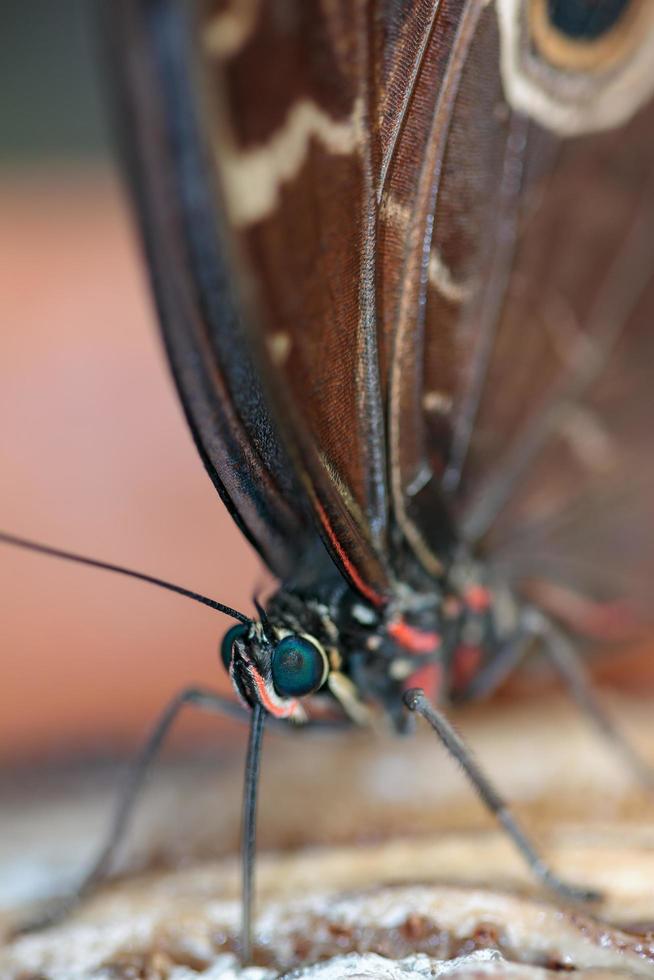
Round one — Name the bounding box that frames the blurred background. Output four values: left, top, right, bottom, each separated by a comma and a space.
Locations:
0, 0, 259, 764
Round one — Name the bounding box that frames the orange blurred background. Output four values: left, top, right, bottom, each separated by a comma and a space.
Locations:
0, 171, 260, 762
0, 3, 258, 761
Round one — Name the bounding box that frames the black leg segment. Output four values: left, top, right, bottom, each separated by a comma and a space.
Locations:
539, 622, 654, 791
403, 687, 601, 903
14, 686, 249, 935
240, 704, 265, 964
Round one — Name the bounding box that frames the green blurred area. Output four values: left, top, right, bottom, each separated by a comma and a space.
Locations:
0, 0, 109, 164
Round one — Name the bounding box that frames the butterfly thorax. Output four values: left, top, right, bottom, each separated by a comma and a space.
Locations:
222, 560, 519, 732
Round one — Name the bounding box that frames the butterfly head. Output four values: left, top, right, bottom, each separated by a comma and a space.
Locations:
221, 620, 329, 722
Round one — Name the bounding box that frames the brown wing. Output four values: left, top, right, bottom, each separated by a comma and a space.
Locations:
461, 115, 654, 634
114, 0, 469, 604
195, 0, 395, 603
198, 0, 515, 599
113, 0, 654, 624
385, 0, 654, 631
107, 0, 319, 583
194, 0, 488, 603
382, 0, 514, 577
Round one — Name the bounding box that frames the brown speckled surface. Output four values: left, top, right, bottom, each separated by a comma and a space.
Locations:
2, 695, 654, 977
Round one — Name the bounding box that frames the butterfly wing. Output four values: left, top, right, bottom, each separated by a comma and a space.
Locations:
460, 115, 654, 636
109, 0, 416, 602
109, 0, 471, 604
110, 0, 654, 633
381, 0, 515, 578
197, 0, 511, 598
108, 1, 322, 583
384, 0, 654, 634
193, 0, 396, 604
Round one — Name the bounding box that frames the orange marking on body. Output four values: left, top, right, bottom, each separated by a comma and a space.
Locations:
249, 665, 298, 719
464, 584, 491, 613
405, 662, 443, 702
452, 644, 482, 691
314, 497, 385, 607
388, 619, 441, 654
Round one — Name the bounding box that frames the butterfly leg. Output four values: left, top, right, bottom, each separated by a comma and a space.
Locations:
452, 611, 654, 789
450, 628, 531, 703
13, 686, 249, 935
403, 687, 601, 903
532, 615, 654, 792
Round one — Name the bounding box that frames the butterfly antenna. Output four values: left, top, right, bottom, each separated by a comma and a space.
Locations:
0, 531, 251, 624
240, 702, 265, 963
253, 596, 271, 632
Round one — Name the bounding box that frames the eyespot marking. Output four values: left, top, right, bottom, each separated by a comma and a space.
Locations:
497, 0, 654, 135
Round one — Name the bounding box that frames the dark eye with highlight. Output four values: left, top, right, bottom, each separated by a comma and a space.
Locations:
221, 623, 248, 672
271, 634, 328, 698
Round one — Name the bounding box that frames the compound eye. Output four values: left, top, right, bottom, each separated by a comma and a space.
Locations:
220, 623, 248, 672
271, 634, 328, 698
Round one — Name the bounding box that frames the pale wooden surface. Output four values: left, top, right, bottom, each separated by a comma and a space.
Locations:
2, 694, 654, 977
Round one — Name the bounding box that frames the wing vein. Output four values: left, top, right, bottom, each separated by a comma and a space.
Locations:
388, 0, 486, 575
463, 178, 654, 543
442, 112, 530, 495
376, 0, 442, 203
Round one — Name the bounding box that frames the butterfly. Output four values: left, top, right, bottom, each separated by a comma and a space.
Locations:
5, 0, 654, 965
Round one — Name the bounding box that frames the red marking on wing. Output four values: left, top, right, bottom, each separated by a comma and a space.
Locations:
314, 497, 385, 607
388, 618, 441, 653
464, 585, 491, 613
